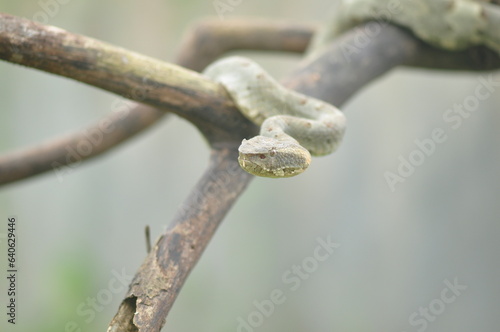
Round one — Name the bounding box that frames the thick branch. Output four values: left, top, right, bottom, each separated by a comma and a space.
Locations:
0, 12, 251, 139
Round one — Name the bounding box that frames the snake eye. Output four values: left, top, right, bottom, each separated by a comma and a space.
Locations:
259, 154, 266, 159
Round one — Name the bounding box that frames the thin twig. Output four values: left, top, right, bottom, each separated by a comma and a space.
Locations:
175, 18, 316, 71
0, 104, 165, 185
145, 226, 151, 254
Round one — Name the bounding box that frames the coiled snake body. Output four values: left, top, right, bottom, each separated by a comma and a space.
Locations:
204, 57, 346, 178
203, 0, 500, 178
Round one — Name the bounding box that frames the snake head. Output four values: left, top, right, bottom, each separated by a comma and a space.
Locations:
238, 136, 311, 178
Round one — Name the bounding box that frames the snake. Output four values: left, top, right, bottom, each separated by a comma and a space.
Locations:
203, 57, 346, 178
203, 0, 500, 178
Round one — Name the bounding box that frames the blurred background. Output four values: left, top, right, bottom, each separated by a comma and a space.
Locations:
1, 0, 499, 331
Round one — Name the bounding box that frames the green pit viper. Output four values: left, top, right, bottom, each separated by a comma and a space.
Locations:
203, 0, 500, 178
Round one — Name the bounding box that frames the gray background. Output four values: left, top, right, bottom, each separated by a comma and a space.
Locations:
0, 0, 499, 331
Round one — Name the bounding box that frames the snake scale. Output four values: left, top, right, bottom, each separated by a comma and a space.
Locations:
203, 0, 500, 178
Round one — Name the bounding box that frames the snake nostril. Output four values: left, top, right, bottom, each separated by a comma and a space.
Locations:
259, 154, 266, 159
